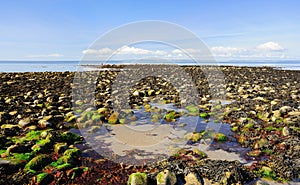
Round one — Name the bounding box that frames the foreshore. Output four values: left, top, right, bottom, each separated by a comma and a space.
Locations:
0, 65, 299, 184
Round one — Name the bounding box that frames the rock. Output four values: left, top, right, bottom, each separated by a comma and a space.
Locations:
34, 172, 53, 185
148, 89, 155, 96
108, 112, 119, 124
156, 170, 176, 185
24, 155, 52, 172
54, 143, 68, 154
254, 180, 270, 185
191, 149, 207, 158
184, 172, 203, 185
247, 150, 262, 157
214, 133, 227, 142
0, 159, 20, 175
132, 90, 139, 96
38, 119, 52, 128
66, 167, 88, 180
282, 126, 290, 136
32, 138, 52, 153
0, 112, 10, 125
1, 124, 20, 136
279, 106, 292, 115
127, 172, 148, 185
87, 125, 101, 133
60, 148, 81, 164
7, 144, 30, 153
288, 111, 300, 116
199, 113, 209, 119
18, 117, 31, 128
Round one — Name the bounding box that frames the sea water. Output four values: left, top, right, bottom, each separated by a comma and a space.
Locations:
0, 60, 300, 72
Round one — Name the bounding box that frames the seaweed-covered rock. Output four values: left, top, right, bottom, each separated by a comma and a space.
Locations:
156, 170, 176, 185
127, 172, 148, 185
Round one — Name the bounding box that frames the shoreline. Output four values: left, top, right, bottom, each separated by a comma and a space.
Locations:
0, 65, 299, 184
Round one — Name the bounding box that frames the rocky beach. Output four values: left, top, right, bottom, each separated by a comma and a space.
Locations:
0, 65, 299, 185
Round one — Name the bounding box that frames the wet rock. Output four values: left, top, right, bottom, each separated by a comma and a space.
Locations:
127, 172, 148, 185
24, 155, 52, 172
282, 126, 290, 136
108, 112, 119, 124
0, 112, 10, 125
156, 170, 176, 185
54, 143, 68, 154
184, 172, 203, 185
1, 124, 20, 136
38, 119, 52, 128
7, 144, 30, 153
18, 117, 31, 128
214, 133, 227, 142
279, 106, 292, 115
33, 172, 53, 185
0, 159, 20, 175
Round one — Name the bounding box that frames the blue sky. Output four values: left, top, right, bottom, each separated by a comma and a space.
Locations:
1, 0, 300, 61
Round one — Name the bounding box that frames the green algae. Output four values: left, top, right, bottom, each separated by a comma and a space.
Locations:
128, 172, 147, 185
214, 133, 227, 142
24, 155, 52, 172
199, 112, 209, 119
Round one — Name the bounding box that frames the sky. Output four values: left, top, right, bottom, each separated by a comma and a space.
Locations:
1, 0, 300, 61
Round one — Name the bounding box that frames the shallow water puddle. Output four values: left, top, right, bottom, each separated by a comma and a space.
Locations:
77, 100, 253, 165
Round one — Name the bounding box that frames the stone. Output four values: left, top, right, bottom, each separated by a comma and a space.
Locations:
279, 106, 292, 115
108, 112, 119, 124
1, 124, 20, 136
288, 111, 300, 116
156, 170, 176, 185
38, 119, 52, 128
214, 133, 227, 142
24, 155, 52, 172
127, 172, 148, 185
34, 172, 54, 185
132, 90, 139, 96
18, 117, 31, 128
54, 143, 68, 154
282, 126, 290, 136
184, 172, 203, 185
0, 112, 11, 125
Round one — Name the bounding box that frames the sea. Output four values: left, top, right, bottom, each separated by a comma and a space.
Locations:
0, 60, 300, 72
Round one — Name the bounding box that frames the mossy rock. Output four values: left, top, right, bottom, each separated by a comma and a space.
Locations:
244, 123, 254, 129
214, 133, 227, 142
60, 131, 82, 144
185, 105, 198, 113
157, 170, 176, 185
35, 172, 54, 185
54, 142, 68, 154
164, 113, 175, 122
59, 148, 81, 164
108, 112, 119, 124
128, 172, 148, 185
260, 166, 277, 180
24, 155, 52, 172
31, 138, 52, 153
231, 126, 238, 132
185, 132, 203, 143
191, 149, 207, 158
1, 124, 20, 136
67, 167, 88, 180
56, 163, 73, 171
199, 113, 209, 119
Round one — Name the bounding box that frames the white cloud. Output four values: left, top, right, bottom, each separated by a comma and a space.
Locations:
82, 46, 168, 58
211, 42, 287, 60
27, 53, 64, 58
256, 41, 284, 51
82, 48, 113, 55
47, 53, 64, 57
